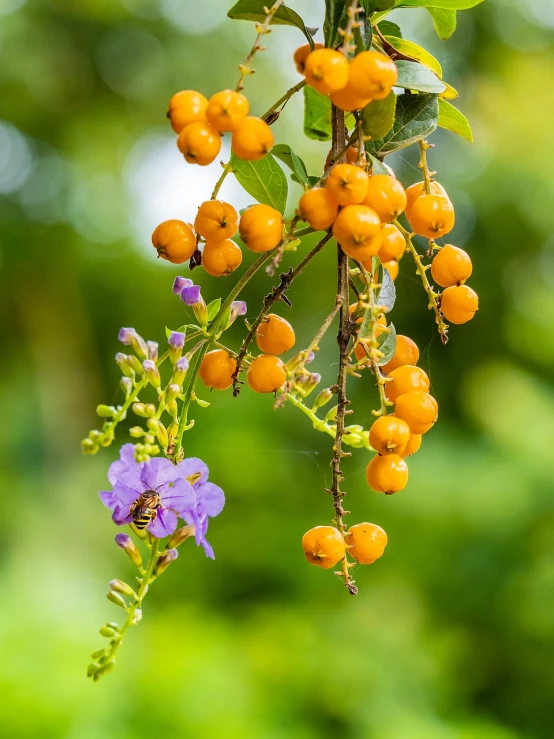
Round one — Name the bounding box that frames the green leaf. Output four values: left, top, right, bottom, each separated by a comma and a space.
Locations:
438, 98, 473, 142
378, 20, 402, 37
303, 86, 332, 141
194, 396, 211, 408
427, 7, 457, 39
384, 36, 442, 77
361, 0, 396, 11
324, 0, 348, 47
206, 298, 222, 323
227, 1, 317, 45
367, 153, 389, 175
367, 93, 439, 156
377, 268, 396, 312
231, 153, 288, 213
395, 60, 446, 93
397, 0, 484, 8
362, 92, 397, 141
271, 144, 310, 186
377, 323, 397, 366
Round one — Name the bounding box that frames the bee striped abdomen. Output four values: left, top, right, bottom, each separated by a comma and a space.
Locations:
130, 490, 161, 531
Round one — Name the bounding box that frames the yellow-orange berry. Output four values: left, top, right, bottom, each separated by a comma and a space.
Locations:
378, 223, 405, 263
382, 335, 419, 373
239, 204, 283, 253
363, 175, 407, 223
247, 354, 286, 393
326, 164, 369, 206
408, 194, 455, 239
369, 415, 411, 455
348, 51, 398, 100
304, 48, 349, 95
366, 454, 408, 494
405, 180, 449, 222
298, 188, 339, 231
194, 200, 238, 242
256, 314, 295, 355
177, 121, 221, 166
345, 523, 387, 565
332, 204, 382, 261
293, 42, 324, 74
151, 220, 196, 264
400, 433, 422, 458
382, 260, 399, 280
346, 146, 365, 165
231, 116, 274, 161
202, 239, 242, 277
395, 391, 438, 435
441, 285, 478, 324
167, 90, 208, 134
431, 244, 473, 288
385, 364, 430, 403
329, 83, 372, 112
302, 525, 346, 569
199, 349, 237, 390
206, 89, 249, 132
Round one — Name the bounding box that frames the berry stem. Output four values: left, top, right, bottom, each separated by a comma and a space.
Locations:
211, 161, 233, 200
235, 0, 285, 92
262, 80, 306, 124
418, 139, 435, 195
339, 0, 361, 57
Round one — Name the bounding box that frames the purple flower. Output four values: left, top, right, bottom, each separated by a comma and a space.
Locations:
147, 341, 159, 361
168, 331, 185, 349
180, 284, 202, 306
227, 300, 247, 328
118, 327, 138, 345
172, 276, 193, 296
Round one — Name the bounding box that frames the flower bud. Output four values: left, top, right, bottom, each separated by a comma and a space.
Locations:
343, 425, 368, 449
145, 404, 156, 417
167, 400, 178, 418
172, 276, 193, 296
142, 360, 161, 387
118, 327, 148, 359
81, 438, 99, 455
168, 331, 186, 362
144, 433, 156, 444
115, 352, 134, 378
99, 625, 117, 638
305, 351, 315, 364
163, 383, 181, 405
96, 404, 115, 418
168, 524, 195, 548
324, 405, 338, 422
120, 376, 133, 396
106, 590, 127, 609
115, 533, 142, 567
295, 372, 321, 397
312, 387, 333, 410
132, 403, 148, 417
226, 300, 247, 329
132, 608, 142, 625
147, 341, 159, 361
171, 356, 189, 385
129, 426, 144, 438
180, 284, 208, 326
154, 548, 178, 576
156, 422, 169, 449
109, 579, 138, 598
127, 355, 144, 375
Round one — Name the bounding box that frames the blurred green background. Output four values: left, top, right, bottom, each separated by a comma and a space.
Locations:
2, 0, 554, 736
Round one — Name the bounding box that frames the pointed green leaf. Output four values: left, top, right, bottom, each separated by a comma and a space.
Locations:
303, 86, 332, 141
377, 268, 396, 312
367, 93, 439, 156
271, 144, 310, 186
384, 36, 442, 77
367, 153, 389, 175
362, 92, 397, 141
378, 20, 402, 37
227, 1, 317, 44
324, 0, 348, 47
438, 98, 473, 142
427, 7, 457, 39
231, 153, 288, 213
377, 323, 397, 366
395, 60, 446, 93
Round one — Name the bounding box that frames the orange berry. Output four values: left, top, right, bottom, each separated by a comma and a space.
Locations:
239, 204, 283, 253
298, 188, 339, 231
231, 116, 274, 161
408, 195, 455, 239
293, 42, 324, 74
301, 525, 346, 569
177, 121, 221, 166
382, 260, 399, 280
378, 223, 405, 263
366, 454, 408, 494
363, 174, 407, 223
246, 354, 286, 393
385, 364, 430, 403
395, 391, 438, 435
326, 163, 369, 206
400, 433, 422, 458
431, 244, 472, 288
206, 89, 249, 132
346, 146, 365, 165
151, 219, 196, 264
202, 239, 242, 277
382, 335, 419, 373
348, 51, 398, 100
345, 522, 387, 565
304, 48, 349, 95
440, 285, 478, 324
167, 90, 208, 134
405, 181, 449, 222
256, 314, 295, 355
329, 83, 372, 111
199, 349, 237, 390
332, 204, 382, 261
194, 200, 238, 242
369, 415, 411, 455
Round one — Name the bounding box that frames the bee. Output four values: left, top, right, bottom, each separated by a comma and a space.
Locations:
130, 490, 162, 530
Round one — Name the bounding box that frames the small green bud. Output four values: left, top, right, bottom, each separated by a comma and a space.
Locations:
143, 359, 161, 388
106, 622, 120, 631
120, 377, 133, 396
145, 404, 156, 418
115, 353, 134, 378
96, 404, 115, 418
154, 548, 178, 576
99, 434, 112, 448
99, 626, 116, 638
312, 387, 333, 410
167, 400, 178, 417
168, 524, 195, 548
129, 426, 144, 438
91, 648, 106, 659
110, 579, 138, 598
106, 591, 127, 609
81, 438, 99, 455
163, 383, 181, 405
144, 433, 156, 445
132, 403, 148, 417
132, 608, 142, 625
127, 355, 144, 375
89, 430, 102, 442
115, 533, 143, 567
324, 405, 338, 423
87, 663, 98, 677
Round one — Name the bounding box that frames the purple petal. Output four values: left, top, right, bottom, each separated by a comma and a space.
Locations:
200, 536, 215, 560
176, 457, 209, 485
118, 327, 137, 345
172, 276, 193, 296
160, 478, 196, 514
112, 504, 133, 525
140, 457, 178, 490
196, 482, 225, 518
108, 444, 142, 487
148, 507, 177, 538
180, 285, 201, 306
168, 331, 185, 349
112, 482, 141, 506
175, 356, 189, 372
99, 490, 116, 510
231, 300, 247, 316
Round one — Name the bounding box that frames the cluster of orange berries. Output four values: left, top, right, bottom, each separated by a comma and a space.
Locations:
199, 313, 295, 394
295, 44, 398, 112
167, 88, 274, 166
302, 522, 387, 570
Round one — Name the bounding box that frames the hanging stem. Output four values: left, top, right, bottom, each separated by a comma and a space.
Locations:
236, 0, 285, 92
418, 139, 436, 195
262, 80, 306, 123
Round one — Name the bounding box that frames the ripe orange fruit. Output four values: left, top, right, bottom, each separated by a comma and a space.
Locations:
199, 349, 237, 390
304, 48, 349, 95
293, 42, 324, 74
194, 200, 238, 242
329, 83, 372, 111
326, 164, 369, 206
366, 453, 409, 494
345, 523, 387, 564
246, 354, 286, 393
346, 146, 365, 165
332, 204, 382, 260
348, 51, 398, 100
167, 90, 208, 134
206, 89, 249, 132
298, 188, 339, 231
369, 415, 411, 455
177, 121, 221, 166
394, 391, 438, 434
151, 220, 196, 264
231, 116, 274, 161
382, 260, 399, 280
378, 223, 405, 263
431, 244, 472, 288
382, 335, 419, 373
405, 180, 449, 222
440, 285, 478, 324
408, 194, 455, 239
202, 239, 242, 276
400, 433, 422, 458
363, 175, 407, 223
239, 204, 283, 253
256, 314, 295, 355
301, 525, 346, 569
384, 364, 430, 403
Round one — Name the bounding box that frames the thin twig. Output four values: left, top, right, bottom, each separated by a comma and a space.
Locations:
236, 0, 285, 92
262, 80, 306, 124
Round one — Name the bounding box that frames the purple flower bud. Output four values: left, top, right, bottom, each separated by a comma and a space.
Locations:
180, 284, 202, 306
163, 384, 181, 404
154, 548, 179, 576
306, 351, 316, 364
109, 579, 137, 598
120, 377, 133, 396
115, 352, 134, 378
172, 356, 189, 385
168, 331, 185, 349
172, 276, 193, 296
118, 327, 148, 359
115, 534, 143, 567
142, 359, 161, 387
147, 341, 159, 361
118, 327, 137, 345
226, 300, 247, 329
